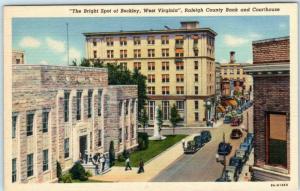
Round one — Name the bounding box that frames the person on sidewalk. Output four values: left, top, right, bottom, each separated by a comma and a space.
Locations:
125, 157, 132, 171
137, 159, 144, 174
100, 154, 106, 172
215, 153, 219, 162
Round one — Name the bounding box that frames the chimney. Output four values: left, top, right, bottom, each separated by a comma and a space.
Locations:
230, 51, 236, 63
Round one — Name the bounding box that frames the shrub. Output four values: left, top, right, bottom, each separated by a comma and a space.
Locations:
56, 161, 62, 182
109, 141, 115, 167
137, 132, 149, 150
69, 162, 88, 181
117, 154, 126, 162
85, 170, 93, 178
62, 172, 72, 183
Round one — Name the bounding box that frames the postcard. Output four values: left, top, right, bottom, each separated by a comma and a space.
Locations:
3, 3, 298, 191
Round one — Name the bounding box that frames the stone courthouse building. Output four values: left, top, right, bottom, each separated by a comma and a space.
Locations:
83, 21, 217, 127
244, 36, 290, 180
12, 65, 138, 183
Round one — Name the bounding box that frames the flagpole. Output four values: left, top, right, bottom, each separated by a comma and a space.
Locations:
66, 22, 70, 66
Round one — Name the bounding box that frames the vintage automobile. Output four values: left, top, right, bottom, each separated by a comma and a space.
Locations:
235, 149, 248, 164
224, 166, 239, 182
244, 133, 254, 144
184, 140, 197, 154
200, 130, 212, 143
229, 156, 244, 174
230, 129, 243, 139
240, 143, 251, 155
193, 135, 204, 149
236, 108, 243, 114
223, 115, 232, 124
231, 118, 241, 126
217, 142, 232, 155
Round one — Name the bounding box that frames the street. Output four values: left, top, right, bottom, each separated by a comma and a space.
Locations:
151, 124, 246, 182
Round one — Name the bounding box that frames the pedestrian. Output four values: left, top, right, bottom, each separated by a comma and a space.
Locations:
125, 157, 132, 171
244, 172, 250, 181
137, 159, 144, 174
182, 139, 186, 150
84, 149, 88, 164
95, 163, 99, 175
100, 154, 106, 172
215, 153, 219, 162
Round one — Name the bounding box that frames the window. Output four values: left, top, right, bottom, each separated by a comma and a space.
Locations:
176, 62, 184, 70
76, 91, 82, 120
12, 158, 16, 182
120, 50, 127, 58
194, 101, 199, 110
194, 74, 199, 82
147, 87, 155, 95
42, 110, 49, 133
118, 128, 122, 143
162, 101, 170, 120
148, 62, 155, 71
175, 49, 184, 57
98, 130, 102, 147
230, 68, 234, 74
98, 89, 102, 116
224, 69, 227, 75
64, 138, 69, 158
133, 62, 141, 70
194, 49, 199, 56
195, 86, 199, 95
237, 69, 240, 75
162, 61, 169, 71
194, 61, 199, 70
162, 74, 169, 83
125, 126, 128, 140
134, 49, 141, 58
161, 35, 169, 45
148, 101, 155, 120
125, 101, 129, 115
193, 36, 199, 45
93, 50, 97, 59
120, 37, 127, 46
266, 113, 287, 167
64, 91, 70, 122
118, 101, 123, 116
195, 112, 199, 121
93, 40, 97, 46
107, 50, 114, 58
147, 36, 155, 45
106, 37, 114, 46
131, 125, 135, 139
162, 86, 170, 95
162, 49, 169, 57
131, 100, 135, 113
12, 114, 17, 138
27, 154, 33, 177
176, 86, 184, 95
43, 149, 48, 172
16, 59, 20, 64
148, 49, 155, 57
176, 74, 184, 83
120, 62, 127, 70
133, 36, 141, 45
175, 35, 184, 45
176, 101, 184, 111
90, 132, 92, 150
26, 113, 34, 136
88, 90, 93, 118
148, 74, 155, 83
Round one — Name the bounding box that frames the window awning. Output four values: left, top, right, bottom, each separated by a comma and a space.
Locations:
192, 35, 199, 40
175, 35, 184, 40
228, 99, 238, 106
175, 48, 184, 53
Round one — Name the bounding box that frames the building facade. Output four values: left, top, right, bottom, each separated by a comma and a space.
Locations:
12, 50, 25, 64
83, 21, 217, 127
12, 65, 138, 183
244, 36, 290, 181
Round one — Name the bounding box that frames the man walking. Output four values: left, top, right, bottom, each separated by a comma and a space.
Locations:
137, 159, 144, 174
125, 157, 132, 171
100, 154, 106, 172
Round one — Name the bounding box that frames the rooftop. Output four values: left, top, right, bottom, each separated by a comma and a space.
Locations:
252, 36, 289, 44
13, 64, 108, 72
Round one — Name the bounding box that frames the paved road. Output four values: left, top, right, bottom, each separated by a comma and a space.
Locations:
151, 124, 245, 182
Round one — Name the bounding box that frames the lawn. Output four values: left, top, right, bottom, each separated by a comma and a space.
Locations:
71, 179, 110, 183
115, 135, 188, 167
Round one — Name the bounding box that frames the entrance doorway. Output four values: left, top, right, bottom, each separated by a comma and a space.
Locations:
79, 135, 87, 160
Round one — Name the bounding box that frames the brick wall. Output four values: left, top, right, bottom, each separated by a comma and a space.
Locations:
253, 75, 290, 172
253, 38, 289, 64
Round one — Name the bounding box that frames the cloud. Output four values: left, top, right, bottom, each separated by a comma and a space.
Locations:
19, 36, 41, 48
223, 34, 248, 47
62, 47, 82, 64
249, 32, 262, 39
39, 60, 48, 65
46, 37, 65, 53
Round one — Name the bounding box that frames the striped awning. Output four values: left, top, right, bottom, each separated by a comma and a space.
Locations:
175, 48, 184, 53
175, 35, 184, 40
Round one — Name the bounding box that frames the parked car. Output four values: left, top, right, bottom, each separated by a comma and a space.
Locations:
200, 130, 212, 143
235, 149, 248, 164
218, 142, 232, 155
229, 157, 243, 174
193, 135, 203, 149
236, 109, 243, 114
245, 133, 254, 143
230, 129, 243, 139
244, 134, 254, 146
231, 118, 241, 126
240, 143, 251, 155
223, 115, 232, 124
224, 166, 239, 182
184, 140, 197, 154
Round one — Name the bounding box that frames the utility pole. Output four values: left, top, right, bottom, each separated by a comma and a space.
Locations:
66, 22, 70, 66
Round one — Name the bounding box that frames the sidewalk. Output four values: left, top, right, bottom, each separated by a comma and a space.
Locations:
238, 148, 254, 182
89, 134, 195, 182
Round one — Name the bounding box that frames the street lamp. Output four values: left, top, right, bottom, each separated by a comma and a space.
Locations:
206, 99, 211, 126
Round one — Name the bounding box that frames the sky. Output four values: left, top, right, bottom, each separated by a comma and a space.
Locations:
12, 16, 289, 65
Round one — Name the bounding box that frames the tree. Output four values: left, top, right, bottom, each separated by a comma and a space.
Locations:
170, 104, 181, 135
140, 108, 149, 132
156, 107, 163, 133
109, 141, 115, 167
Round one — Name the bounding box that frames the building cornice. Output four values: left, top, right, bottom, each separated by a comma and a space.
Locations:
243, 63, 290, 76
252, 36, 289, 44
